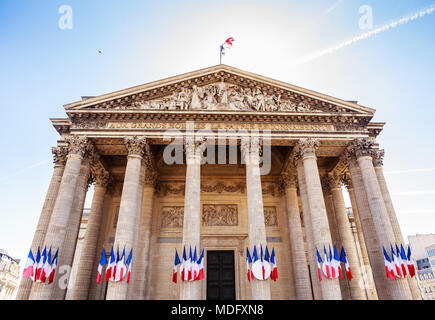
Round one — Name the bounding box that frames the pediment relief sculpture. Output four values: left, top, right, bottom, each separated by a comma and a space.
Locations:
120, 82, 323, 113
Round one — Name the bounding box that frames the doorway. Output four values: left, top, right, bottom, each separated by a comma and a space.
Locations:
206, 250, 236, 300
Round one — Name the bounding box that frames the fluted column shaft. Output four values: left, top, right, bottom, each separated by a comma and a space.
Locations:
131, 179, 156, 300
29, 137, 90, 300
54, 159, 92, 300
71, 173, 109, 300
106, 137, 148, 300
282, 176, 313, 300
241, 137, 271, 300
296, 162, 322, 300
329, 176, 366, 300
298, 139, 342, 300
17, 147, 67, 300
353, 141, 412, 300
347, 159, 391, 299
347, 186, 378, 300
180, 137, 203, 300
373, 161, 422, 300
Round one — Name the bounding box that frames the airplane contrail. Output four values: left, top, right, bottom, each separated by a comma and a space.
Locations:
384, 168, 435, 174
293, 4, 435, 66
323, 0, 344, 16
0, 158, 51, 183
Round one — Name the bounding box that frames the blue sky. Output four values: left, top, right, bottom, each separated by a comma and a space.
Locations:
0, 0, 434, 264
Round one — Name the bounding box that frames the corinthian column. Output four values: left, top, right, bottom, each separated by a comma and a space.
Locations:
280, 172, 313, 300
241, 137, 271, 300
30, 136, 92, 300
71, 169, 110, 300
16, 146, 68, 300
350, 138, 412, 300
106, 136, 148, 300
297, 138, 341, 300
180, 136, 205, 300
372, 150, 422, 300
327, 173, 366, 300
342, 175, 378, 300
130, 165, 157, 300
294, 152, 322, 300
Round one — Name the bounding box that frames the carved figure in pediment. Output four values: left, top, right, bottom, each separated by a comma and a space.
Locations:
176, 88, 190, 110
217, 82, 228, 104
203, 85, 218, 109
191, 85, 204, 110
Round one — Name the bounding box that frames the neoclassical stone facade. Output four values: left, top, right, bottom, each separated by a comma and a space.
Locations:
17, 65, 420, 300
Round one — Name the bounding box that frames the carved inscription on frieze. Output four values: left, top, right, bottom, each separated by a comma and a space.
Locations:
264, 206, 278, 227
202, 204, 238, 227
161, 206, 184, 228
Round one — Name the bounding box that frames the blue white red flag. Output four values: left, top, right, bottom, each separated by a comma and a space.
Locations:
246, 248, 252, 282
220, 37, 235, 56
333, 245, 342, 279
316, 248, 323, 282
48, 248, 58, 285
97, 248, 108, 284
180, 246, 187, 282
196, 248, 205, 281
187, 246, 193, 281
270, 248, 278, 282
38, 247, 47, 283
172, 249, 181, 283
34, 246, 42, 282
398, 244, 408, 278
260, 245, 265, 280
252, 246, 258, 280
329, 245, 337, 279
322, 246, 331, 279
340, 247, 352, 281
22, 248, 35, 279
391, 244, 403, 278
407, 245, 416, 278
113, 246, 120, 281
192, 247, 199, 280
106, 246, 115, 282
383, 246, 396, 279
41, 248, 52, 283
115, 247, 126, 282
126, 249, 133, 284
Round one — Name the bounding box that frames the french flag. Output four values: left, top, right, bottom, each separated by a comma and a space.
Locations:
40, 248, 52, 283
316, 248, 323, 282
192, 247, 198, 280
187, 246, 193, 281
398, 244, 408, 278
22, 248, 35, 279
180, 246, 187, 282
260, 245, 265, 280
97, 248, 108, 284
172, 249, 181, 283
37, 247, 47, 283
407, 245, 416, 278
115, 247, 126, 282
196, 248, 205, 281
333, 245, 342, 279
391, 244, 403, 278
34, 247, 42, 282
112, 246, 120, 281
252, 246, 258, 280
270, 248, 278, 282
246, 248, 252, 282
340, 247, 352, 281
383, 246, 396, 279
106, 246, 115, 282
322, 246, 331, 279
126, 249, 133, 284
329, 245, 337, 279
48, 249, 58, 285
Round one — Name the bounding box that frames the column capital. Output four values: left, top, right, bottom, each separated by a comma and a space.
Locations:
297, 138, 319, 159
342, 172, 353, 190
124, 136, 149, 158
321, 175, 332, 194
240, 136, 262, 162
372, 149, 385, 167
94, 168, 111, 188
52, 146, 68, 166
144, 164, 158, 188
184, 136, 207, 159
348, 137, 378, 159
65, 135, 92, 158
279, 172, 298, 190
327, 172, 344, 190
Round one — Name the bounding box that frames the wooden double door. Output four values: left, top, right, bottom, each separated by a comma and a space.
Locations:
206, 250, 236, 300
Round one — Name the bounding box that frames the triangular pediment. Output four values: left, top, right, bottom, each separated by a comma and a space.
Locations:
64, 65, 375, 115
